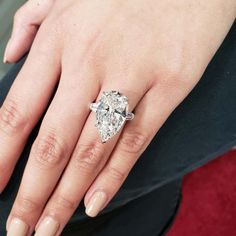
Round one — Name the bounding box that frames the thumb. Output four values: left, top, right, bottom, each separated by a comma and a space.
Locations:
3, 0, 55, 64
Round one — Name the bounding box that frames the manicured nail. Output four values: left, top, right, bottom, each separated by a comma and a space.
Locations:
3, 39, 11, 64
85, 191, 108, 217
35, 216, 59, 236
3, 53, 8, 64
7, 217, 29, 236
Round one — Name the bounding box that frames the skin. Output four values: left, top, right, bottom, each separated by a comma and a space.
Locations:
1, 0, 236, 235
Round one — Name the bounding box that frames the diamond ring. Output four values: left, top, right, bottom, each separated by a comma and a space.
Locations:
89, 90, 135, 143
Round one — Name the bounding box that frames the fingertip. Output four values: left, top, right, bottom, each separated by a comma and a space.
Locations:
3, 39, 11, 64
3, 27, 37, 64
3, 55, 8, 64
3, 39, 22, 64
6, 215, 11, 232
85, 191, 108, 218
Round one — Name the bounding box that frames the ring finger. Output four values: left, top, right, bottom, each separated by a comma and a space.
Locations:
34, 80, 148, 236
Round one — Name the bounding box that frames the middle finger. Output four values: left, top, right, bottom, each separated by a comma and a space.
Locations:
34, 81, 147, 236
6, 65, 100, 236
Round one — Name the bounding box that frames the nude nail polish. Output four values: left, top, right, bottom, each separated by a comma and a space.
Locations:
35, 216, 59, 236
85, 191, 108, 217
7, 217, 29, 236
3, 54, 8, 64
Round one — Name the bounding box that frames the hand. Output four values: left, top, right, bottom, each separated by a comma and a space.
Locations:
1, 0, 235, 235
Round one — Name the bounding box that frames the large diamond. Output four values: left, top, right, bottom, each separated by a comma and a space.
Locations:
92, 90, 130, 143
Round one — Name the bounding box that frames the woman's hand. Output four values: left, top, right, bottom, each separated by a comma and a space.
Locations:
1, 0, 235, 235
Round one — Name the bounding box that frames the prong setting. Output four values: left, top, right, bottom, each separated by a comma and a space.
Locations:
89, 90, 134, 143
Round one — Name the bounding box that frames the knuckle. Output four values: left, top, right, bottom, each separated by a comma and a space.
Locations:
13, 8, 25, 24
163, 63, 183, 81
32, 132, 67, 169
52, 195, 77, 211
0, 99, 28, 136
46, 9, 69, 35
15, 196, 39, 216
155, 57, 192, 89
73, 142, 103, 174
33, 16, 65, 53
119, 130, 148, 154
107, 166, 127, 181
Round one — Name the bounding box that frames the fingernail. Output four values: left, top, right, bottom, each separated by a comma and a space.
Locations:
3, 53, 9, 64
3, 39, 11, 64
7, 217, 29, 236
85, 191, 108, 217
35, 216, 59, 236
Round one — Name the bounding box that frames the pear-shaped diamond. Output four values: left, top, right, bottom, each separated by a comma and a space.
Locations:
91, 90, 132, 143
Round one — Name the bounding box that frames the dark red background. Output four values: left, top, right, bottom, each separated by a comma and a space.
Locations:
167, 149, 236, 236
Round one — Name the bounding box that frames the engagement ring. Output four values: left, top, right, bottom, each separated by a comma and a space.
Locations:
90, 90, 135, 143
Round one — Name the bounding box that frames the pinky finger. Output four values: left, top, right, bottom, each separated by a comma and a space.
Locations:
84, 84, 182, 217
3, 0, 55, 63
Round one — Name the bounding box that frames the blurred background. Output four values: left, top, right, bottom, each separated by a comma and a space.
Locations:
0, 0, 25, 79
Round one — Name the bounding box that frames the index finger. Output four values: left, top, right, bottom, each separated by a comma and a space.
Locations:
0, 22, 61, 193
